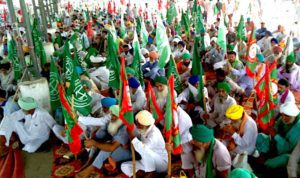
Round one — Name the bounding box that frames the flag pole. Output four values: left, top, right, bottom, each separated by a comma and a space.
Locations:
130, 142, 136, 178
167, 138, 172, 178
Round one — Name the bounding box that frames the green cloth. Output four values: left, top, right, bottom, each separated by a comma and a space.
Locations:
109, 105, 120, 116
265, 154, 290, 168
256, 133, 270, 153
81, 80, 92, 90
189, 124, 214, 143
182, 52, 191, 60
126, 67, 136, 76
206, 138, 215, 178
154, 76, 168, 85
217, 82, 231, 93
229, 168, 256, 178
18, 97, 38, 110
287, 53, 296, 63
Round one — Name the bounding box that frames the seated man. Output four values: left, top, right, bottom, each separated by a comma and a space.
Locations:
128, 77, 146, 113
256, 102, 300, 168
278, 55, 300, 92
190, 124, 231, 178
142, 51, 165, 80
202, 82, 237, 128
223, 105, 258, 156
121, 110, 168, 177
0, 97, 66, 154
278, 78, 296, 106
76, 105, 132, 178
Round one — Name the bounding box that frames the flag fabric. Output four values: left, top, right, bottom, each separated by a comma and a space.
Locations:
146, 81, 164, 124
131, 30, 144, 86
119, 57, 135, 132
58, 84, 83, 155
106, 31, 121, 89
108, 1, 113, 15
166, 55, 182, 93
165, 75, 182, 155
67, 2, 71, 13
158, 0, 163, 11
166, 1, 177, 25
84, 10, 90, 22
236, 15, 246, 41
192, 0, 198, 15
120, 12, 126, 39
136, 17, 142, 34
254, 61, 278, 130
156, 15, 172, 68
175, 22, 181, 36
140, 18, 148, 47
195, 6, 205, 34
285, 36, 295, 64
86, 21, 94, 39
217, 14, 227, 54
63, 41, 74, 81
66, 63, 92, 116
191, 36, 205, 109
49, 58, 61, 111
32, 18, 47, 66
245, 27, 258, 78
84, 47, 98, 67
2, 8, 7, 22
181, 11, 190, 35
7, 32, 21, 81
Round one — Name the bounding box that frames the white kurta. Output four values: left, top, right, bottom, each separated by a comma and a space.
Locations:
121, 125, 168, 177
0, 108, 66, 152
131, 87, 146, 113
89, 66, 110, 91
287, 141, 300, 178
279, 90, 296, 105
204, 94, 236, 128
231, 115, 258, 155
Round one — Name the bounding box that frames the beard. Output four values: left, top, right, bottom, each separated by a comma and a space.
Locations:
156, 85, 168, 110
107, 119, 123, 136
194, 147, 207, 163
232, 120, 241, 130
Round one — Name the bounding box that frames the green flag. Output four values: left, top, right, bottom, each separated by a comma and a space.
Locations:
217, 14, 227, 54
131, 30, 144, 86
84, 10, 90, 22
166, 1, 177, 24
63, 41, 74, 82
120, 12, 126, 39
66, 66, 92, 116
32, 18, 47, 66
84, 47, 98, 67
136, 17, 142, 34
166, 56, 182, 93
181, 11, 190, 35
156, 15, 171, 68
7, 32, 21, 81
49, 57, 61, 111
140, 18, 148, 48
195, 6, 205, 34
106, 31, 121, 89
237, 15, 246, 41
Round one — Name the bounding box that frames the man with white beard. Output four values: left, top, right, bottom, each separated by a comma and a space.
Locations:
76, 105, 131, 178
121, 110, 168, 177
153, 76, 171, 111
190, 124, 231, 178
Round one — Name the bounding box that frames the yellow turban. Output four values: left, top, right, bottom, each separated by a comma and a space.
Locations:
226, 105, 244, 120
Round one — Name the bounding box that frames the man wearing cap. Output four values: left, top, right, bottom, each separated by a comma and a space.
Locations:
121, 110, 168, 177
256, 102, 300, 169
178, 75, 210, 115
0, 97, 66, 154
223, 105, 258, 156
141, 48, 149, 64
202, 81, 236, 128
190, 124, 231, 178
278, 53, 300, 92
89, 55, 110, 92
77, 105, 131, 178
142, 51, 165, 80
128, 77, 146, 113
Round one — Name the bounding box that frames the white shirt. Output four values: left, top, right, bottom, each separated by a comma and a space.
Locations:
89, 66, 110, 91
287, 141, 300, 178
131, 86, 146, 113
177, 106, 193, 144
232, 115, 258, 155
279, 90, 296, 105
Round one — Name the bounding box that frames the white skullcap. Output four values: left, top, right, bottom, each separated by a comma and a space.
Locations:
135, 110, 155, 126
172, 38, 180, 43
280, 102, 300, 117
141, 48, 149, 55
90, 55, 106, 63
213, 60, 227, 70
211, 37, 217, 43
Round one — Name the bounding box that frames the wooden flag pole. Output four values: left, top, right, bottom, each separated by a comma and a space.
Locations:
130, 142, 136, 178
167, 138, 172, 178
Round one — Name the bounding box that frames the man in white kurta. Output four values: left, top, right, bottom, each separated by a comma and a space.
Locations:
0, 97, 66, 153
121, 110, 168, 177
278, 78, 296, 106
128, 77, 146, 113
89, 56, 110, 92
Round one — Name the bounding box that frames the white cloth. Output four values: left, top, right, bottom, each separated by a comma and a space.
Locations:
121, 125, 168, 177
0, 70, 15, 91
287, 141, 300, 178
279, 90, 296, 105
89, 66, 110, 91
78, 114, 111, 129
231, 115, 258, 155
194, 139, 232, 178
204, 94, 236, 128
131, 86, 146, 113
0, 108, 66, 152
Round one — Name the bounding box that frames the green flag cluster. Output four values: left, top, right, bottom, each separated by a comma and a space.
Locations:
7, 32, 21, 81
166, 1, 177, 24
131, 30, 144, 86
32, 18, 47, 66
166, 55, 182, 93
49, 58, 61, 111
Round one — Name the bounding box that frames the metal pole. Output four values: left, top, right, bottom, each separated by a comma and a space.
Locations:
45, 0, 52, 26
38, 0, 48, 42
19, 0, 40, 77
7, 0, 25, 69
53, 0, 58, 15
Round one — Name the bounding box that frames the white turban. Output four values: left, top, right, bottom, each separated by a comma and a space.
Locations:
280, 102, 300, 117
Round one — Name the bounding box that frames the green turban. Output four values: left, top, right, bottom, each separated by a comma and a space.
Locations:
229, 168, 256, 178
154, 76, 168, 85
182, 53, 191, 60
126, 67, 136, 76
286, 54, 296, 63
18, 97, 38, 111
189, 124, 214, 143
109, 105, 120, 116
217, 82, 231, 93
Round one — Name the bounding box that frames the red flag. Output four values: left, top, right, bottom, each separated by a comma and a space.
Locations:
2, 9, 7, 22
58, 84, 83, 155
108, 1, 113, 15
67, 2, 71, 13
158, 0, 162, 10
0, 0, 6, 4
86, 21, 94, 39
119, 57, 135, 132
120, 0, 126, 6
113, 1, 117, 14
245, 27, 257, 78
146, 82, 164, 124
165, 0, 170, 9
139, 6, 143, 17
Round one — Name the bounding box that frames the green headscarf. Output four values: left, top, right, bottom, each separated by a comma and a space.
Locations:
229, 168, 256, 178
217, 82, 231, 93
